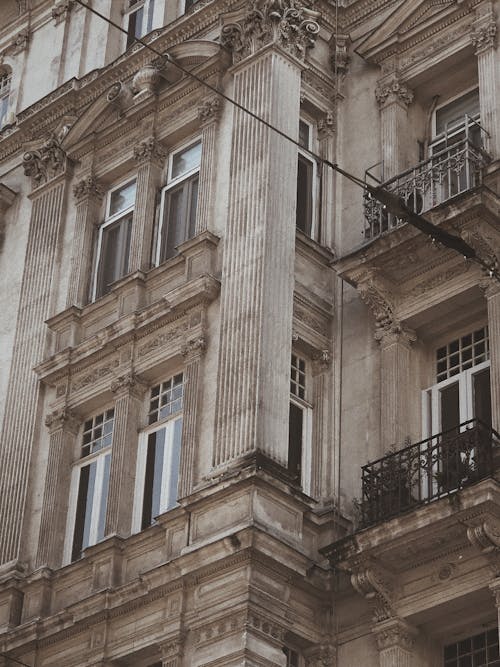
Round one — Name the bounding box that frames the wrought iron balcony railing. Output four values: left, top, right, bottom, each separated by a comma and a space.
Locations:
363, 117, 490, 241
360, 419, 500, 528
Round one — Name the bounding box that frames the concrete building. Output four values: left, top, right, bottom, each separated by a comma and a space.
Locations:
0, 0, 499, 665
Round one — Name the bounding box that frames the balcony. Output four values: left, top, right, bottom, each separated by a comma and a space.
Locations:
363, 117, 490, 241
360, 419, 500, 528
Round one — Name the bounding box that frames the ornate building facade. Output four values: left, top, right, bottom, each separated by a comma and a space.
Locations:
0, 0, 499, 666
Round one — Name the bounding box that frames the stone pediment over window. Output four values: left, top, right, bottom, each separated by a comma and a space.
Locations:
356, 0, 475, 67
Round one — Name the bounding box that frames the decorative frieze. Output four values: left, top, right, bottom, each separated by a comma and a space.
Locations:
23, 136, 67, 186
221, 0, 320, 64
194, 612, 246, 645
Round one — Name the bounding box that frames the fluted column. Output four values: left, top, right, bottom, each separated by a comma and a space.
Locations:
373, 618, 418, 667
196, 97, 222, 234
159, 636, 184, 667
317, 113, 336, 249
213, 50, 303, 467
472, 3, 499, 156
311, 351, 333, 499
130, 137, 165, 271
489, 578, 500, 648
178, 336, 206, 498
377, 327, 416, 449
482, 281, 500, 431
66, 175, 104, 307
105, 374, 146, 537
375, 76, 414, 180
0, 141, 68, 565
36, 408, 79, 569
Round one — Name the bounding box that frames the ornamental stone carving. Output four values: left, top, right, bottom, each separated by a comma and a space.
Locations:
132, 63, 161, 95
110, 372, 146, 397
373, 617, 417, 652
7, 28, 29, 55
44, 407, 79, 434
198, 96, 222, 124
375, 77, 414, 109
133, 137, 167, 164
72, 175, 104, 202
23, 136, 67, 185
317, 111, 335, 137
221, 0, 321, 64
306, 644, 336, 667
52, 0, 75, 23
181, 336, 207, 359
350, 560, 395, 622
471, 21, 497, 53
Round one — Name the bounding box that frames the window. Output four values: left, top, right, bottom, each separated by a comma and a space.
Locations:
66, 409, 114, 562
125, 0, 155, 48
0, 70, 11, 128
444, 628, 500, 666
289, 354, 312, 494
154, 140, 201, 264
132, 374, 183, 532
433, 88, 481, 147
283, 647, 302, 667
296, 120, 317, 238
423, 327, 491, 436
92, 179, 136, 300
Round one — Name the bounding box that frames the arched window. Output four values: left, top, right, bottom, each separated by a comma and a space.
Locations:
0, 69, 12, 128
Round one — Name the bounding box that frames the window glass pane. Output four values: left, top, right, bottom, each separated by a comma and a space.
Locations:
299, 120, 310, 149
288, 402, 303, 481
436, 90, 480, 135
96, 453, 111, 542
142, 429, 166, 528
188, 175, 199, 239
474, 368, 491, 427
167, 418, 182, 510
72, 464, 91, 561
98, 214, 132, 296
171, 142, 201, 180
109, 180, 136, 217
163, 186, 187, 260
440, 382, 460, 433
296, 154, 313, 236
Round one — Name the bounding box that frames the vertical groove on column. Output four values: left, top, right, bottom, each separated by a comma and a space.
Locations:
380, 105, 405, 180
179, 359, 200, 498
196, 122, 216, 234
0, 182, 65, 565
487, 293, 500, 432
380, 338, 411, 449
379, 647, 411, 667
36, 428, 64, 567
66, 196, 99, 308
478, 48, 499, 156
129, 161, 161, 272
213, 51, 299, 468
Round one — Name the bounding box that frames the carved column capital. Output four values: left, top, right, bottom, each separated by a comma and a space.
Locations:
44, 407, 79, 434
7, 27, 29, 55
23, 136, 67, 187
72, 175, 104, 203
317, 111, 336, 138
350, 559, 395, 622
305, 644, 336, 667
221, 0, 321, 65
312, 348, 331, 371
375, 77, 414, 109
110, 372, 147, 398
52, 0, 75, 23
490, 577, 500, 608
375, 324, 417, 349
158, 633, 185, 667
133, 137, 167, 165
472, 20, 497, 53
181, 335, 207, 361
198, 96, 222, 126
373, 616, 418, 652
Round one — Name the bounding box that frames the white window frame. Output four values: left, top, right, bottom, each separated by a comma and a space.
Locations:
154, 138, 201, 266
0, 70, 11, 129
91, 177, 136, 302
296, 119, 319, 241
63, 409, 114, 564
431, 86, 480, 145
289, 353, 313, 496
125, 0, 155, 48
132, 376, 184, 533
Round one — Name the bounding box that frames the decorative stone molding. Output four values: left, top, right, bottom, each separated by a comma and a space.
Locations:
221, 0, 321, 64
133, 137, 167, 165
7, 28, 29, 55
317, 111, 335, 137
194, 612, 246, 645
467, 521, 500, 553
72, 175, 104, 203
23, 136, 67, 185
110, 372, 146, 398
351, 561, 395, 622
44, 407, 79, 434
132, 63, 161, 96
306, 644, 336, 667
312, 349, 331, 369
246, 611, 286, 643
356, 273, 395, 333
471, 21, 497, 53
375, 77, 414, 109
330, 34, 350, 79
373, 617, 418, 652
106, 81, 134, 114
181, 335, 207, 359
52, 0, 75, 24
463, 229, 499, 276
198, 96, 222, 125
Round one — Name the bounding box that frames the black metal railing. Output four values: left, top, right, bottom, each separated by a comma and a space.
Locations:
360, 419, 500, 528
363, 117, 490, 241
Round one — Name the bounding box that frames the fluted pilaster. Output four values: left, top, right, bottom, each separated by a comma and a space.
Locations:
311, 352, 333, 499
317, 113, 336, 248
0, 179, 67, 565
482, 282, 500, 431
105, 374, 145, 536
472, 6, 499, 156
67, 175, 104, 307
36, 408, 79, 569
376, 77, 414, 179
373, 617, 417, 667
179, 337, 206, 497
159, 635, 184, 667
213, 47, 301, 467
130, 137, 165, 271
196, 97, 221, 234
376, 327, 416, 450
